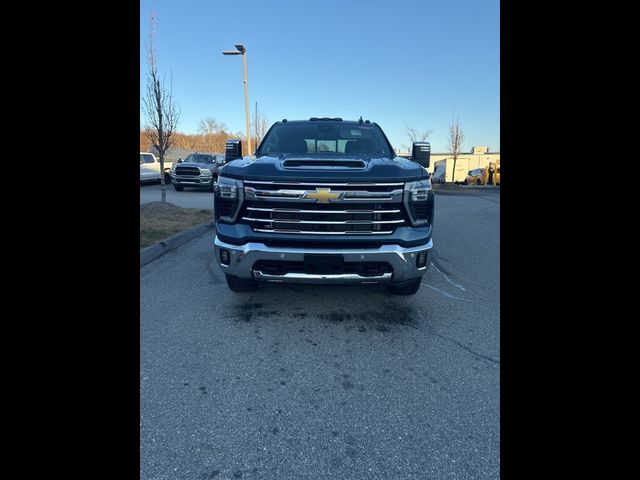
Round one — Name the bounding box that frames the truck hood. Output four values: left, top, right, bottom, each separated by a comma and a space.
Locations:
219, 154, 428, 182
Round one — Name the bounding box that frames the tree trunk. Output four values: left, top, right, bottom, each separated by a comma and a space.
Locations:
159, 153, 166, 203
452, 156, 457, 184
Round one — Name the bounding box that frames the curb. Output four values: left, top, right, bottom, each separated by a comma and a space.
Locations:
460, 185, 500, 190
140, 220, 215, 268
433, 185, 500, 195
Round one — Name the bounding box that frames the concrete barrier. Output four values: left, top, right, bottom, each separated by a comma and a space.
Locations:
140, 220, 214, 267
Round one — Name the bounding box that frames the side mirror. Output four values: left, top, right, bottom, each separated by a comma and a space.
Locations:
177, 158, 183, 163
225, 139, 243, 161
411, 142, 431, 168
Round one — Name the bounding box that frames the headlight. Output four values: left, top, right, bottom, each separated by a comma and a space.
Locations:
404, 179, 434, 226
214, 176, 243, 223
200, 168, 212, 176
408, 178, 432, 201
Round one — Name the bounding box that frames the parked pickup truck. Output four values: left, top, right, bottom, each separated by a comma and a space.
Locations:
140, 152, 172, 184
213, 117, 434, 295
170, 152, 226, 192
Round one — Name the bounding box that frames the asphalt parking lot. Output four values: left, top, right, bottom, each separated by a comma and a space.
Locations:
140, 181, 215, 210
140, 189, 500, 479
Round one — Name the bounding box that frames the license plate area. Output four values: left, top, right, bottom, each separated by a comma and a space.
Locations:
303, 254, 345, 275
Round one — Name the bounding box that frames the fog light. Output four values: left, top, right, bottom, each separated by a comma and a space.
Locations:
220, 249, 230, 266
416, 251, 428, 268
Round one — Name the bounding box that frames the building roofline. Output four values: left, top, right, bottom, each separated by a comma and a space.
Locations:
430, 152, 500, 155
396, 152, 501, 156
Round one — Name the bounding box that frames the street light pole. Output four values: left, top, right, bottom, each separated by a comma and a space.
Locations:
241, 50, 252, 155
222, 44, 252, 155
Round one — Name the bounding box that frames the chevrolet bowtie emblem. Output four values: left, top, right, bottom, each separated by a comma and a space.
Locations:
305, 188, 341, 203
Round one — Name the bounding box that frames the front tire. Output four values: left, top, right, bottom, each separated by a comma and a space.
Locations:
388, 278, 421, 296
173, 184, 184, 191
225, 274, 259, 292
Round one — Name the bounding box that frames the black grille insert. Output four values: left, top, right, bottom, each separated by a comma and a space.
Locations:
253, 260, 393, 277
175, 166, 200, 176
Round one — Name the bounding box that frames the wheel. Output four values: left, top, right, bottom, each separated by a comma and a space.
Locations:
225, 274, 259, 292
388, 278, 421, 296
477, 179, 482, 185
173, 185, 184, 192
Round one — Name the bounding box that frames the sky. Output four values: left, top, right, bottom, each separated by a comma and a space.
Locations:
140, 0, 499, 154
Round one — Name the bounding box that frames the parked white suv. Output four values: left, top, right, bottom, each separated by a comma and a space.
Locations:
140, 152, 173, 184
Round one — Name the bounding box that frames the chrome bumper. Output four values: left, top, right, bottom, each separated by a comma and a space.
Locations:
171, 175, 214, 185
214, 237, 432, 284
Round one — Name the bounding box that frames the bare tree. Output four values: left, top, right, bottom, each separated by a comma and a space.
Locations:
173, 132, 199, 151
231, 131, 251, 155
141, 11, 180, 203
252, 102, 270, 148
448, 118, 465, 183
198, 117, 225, 136
198, 117, 227, 152
406, 126, 433, 144
140, 130, 151, 151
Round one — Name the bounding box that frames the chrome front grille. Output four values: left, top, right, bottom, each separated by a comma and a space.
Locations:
241, 181, 407, 235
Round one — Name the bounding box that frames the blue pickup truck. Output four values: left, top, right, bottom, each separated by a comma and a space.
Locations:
213, 117, 434, 295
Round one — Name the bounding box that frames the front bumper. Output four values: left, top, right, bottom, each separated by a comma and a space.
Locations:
214, 237, 432, 285
171, 175, 214, 186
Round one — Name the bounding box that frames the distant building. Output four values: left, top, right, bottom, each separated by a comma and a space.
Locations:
470, 145, 489, 155
396, 145, 500, 183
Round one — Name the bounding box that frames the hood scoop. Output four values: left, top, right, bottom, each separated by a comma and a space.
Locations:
282, 159, 366, 169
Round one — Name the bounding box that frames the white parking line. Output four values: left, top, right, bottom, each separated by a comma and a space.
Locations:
422, 283, 472, 302
431, 262, 467, 292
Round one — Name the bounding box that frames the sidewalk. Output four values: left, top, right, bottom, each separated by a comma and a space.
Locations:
433, 183, 500, 194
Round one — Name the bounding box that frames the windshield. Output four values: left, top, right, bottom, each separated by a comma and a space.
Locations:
140, 154, 155, 164
256, 122, 394, 158
184, 153, 215, 164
